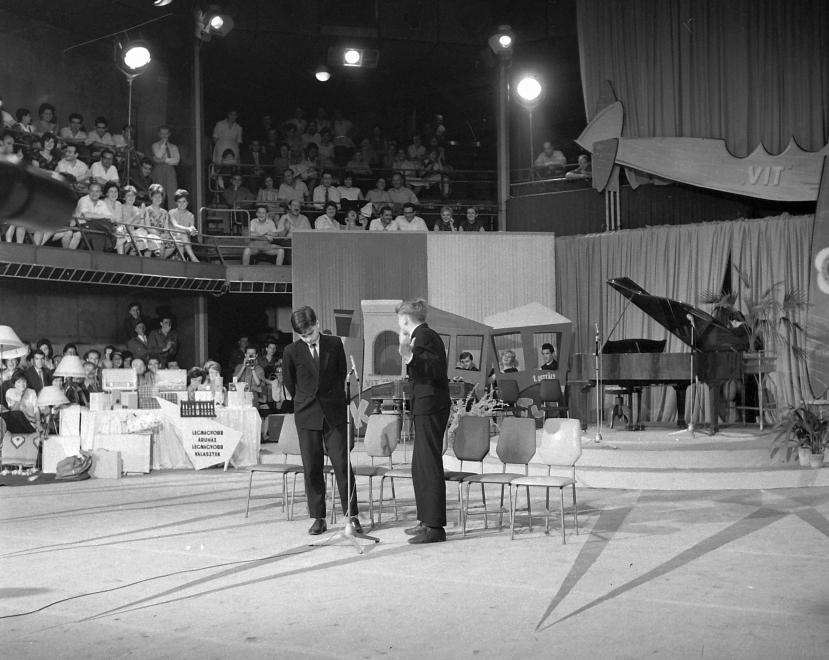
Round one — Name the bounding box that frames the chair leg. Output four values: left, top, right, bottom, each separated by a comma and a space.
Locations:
462, 482, 470, 536
378, 476, 385, 524
498, 485, 505, 529
559, 487, 566, 544
456, 482, 463, 528
572, 483, 579, 535
245, 471, 255, 518
507, 484, 514, 533
391, 479, 398, 520
526, 486, 532, 532
544, 488, 551, 535
481, 484, 488, 529
509, 485, 517, 540
368, 477, 375, 529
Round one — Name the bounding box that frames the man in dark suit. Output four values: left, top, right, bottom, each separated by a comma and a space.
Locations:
397, 298, 451, 544
282, 306, 360, 535
24, 349, 52, 393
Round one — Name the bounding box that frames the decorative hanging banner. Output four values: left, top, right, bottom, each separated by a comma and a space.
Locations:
156, 398, 241, 470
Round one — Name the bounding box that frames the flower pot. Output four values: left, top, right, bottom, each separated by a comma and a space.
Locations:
798, 447, 811, 467
809, 451, 825, 468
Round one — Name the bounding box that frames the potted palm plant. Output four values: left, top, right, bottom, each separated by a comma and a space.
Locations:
771, 402, 827, 467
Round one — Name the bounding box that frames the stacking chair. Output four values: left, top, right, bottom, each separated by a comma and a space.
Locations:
497, 379, 520, 416
461, 417, 536, 536
509, 418, 582, 543
244, 414, 304, 519
354, 414, 398, 528
443, 415, 491, 527
539, 378, 569, 418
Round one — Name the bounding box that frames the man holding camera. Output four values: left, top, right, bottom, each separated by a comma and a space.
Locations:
232, 345, 265, 404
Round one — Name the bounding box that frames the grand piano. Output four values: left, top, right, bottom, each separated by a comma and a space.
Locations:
570, 277, 749, 433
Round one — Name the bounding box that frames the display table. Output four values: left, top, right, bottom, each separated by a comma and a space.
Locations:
74, 405, 261, 469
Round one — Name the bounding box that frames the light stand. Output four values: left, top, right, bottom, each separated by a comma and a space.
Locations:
671, 314, 701, 439
593, 322, 603, 443
314, 357, 379, 554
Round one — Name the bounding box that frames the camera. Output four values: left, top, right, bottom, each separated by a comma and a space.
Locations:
245, 357, 255, 366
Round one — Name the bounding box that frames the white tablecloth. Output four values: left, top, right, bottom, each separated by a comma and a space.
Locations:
75, 406, 261, 469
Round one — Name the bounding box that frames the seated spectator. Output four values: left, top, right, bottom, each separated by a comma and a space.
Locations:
317, 128, 336, 169
150, 126, 180, 208
36, 338, 56, 371
457, 351, 479, 371
90, 181, 123, 251
277, 167, 309, 204
148, 316, 179, 366
83, 360, 102, 395
387, 171, 419, 212
0, 97, 14, 128
369, 206, 398, 232
365, 176, 391, 215
5, 370, 42, 432
63, 374, 89, 407
127, 321, 151, 362
312, 170, 341, 209
357, 137, 377, 168
32, 132, 59, 171
283, 123, 304, 158
337, 173, 364, 205
186, 366, 207, 400
420, 148, 452, 197
501, 349, 519, 373
222, 173, 254, 208
85, 116, 115, 153
566, 154, 592, 179
242, 204, 280, 265
458, 206, 486, 232
292, 143, 320, 190
344, 208, 368, 231
213, 148, 238, 190
0, 129, 21, 159
314, 202, 342, 230
24, 349, 52, 393
272, 142, 291, 178
212, 109, 243, 163
53, 181, 110, 250
168, 189, 199, 262
332, 133, 355, 168
90, 149, 120, 186
540, 342, 559, 370
369, 125, 387, 160
263, 127, 281, 158
140, 183, 175, 258
275, 199, 311, 265
407, 135, 426, 161
13, 108, 35, 143
121, 302, 145, 343
393, 203, 428, 231
392, 149, 419, 179
433, 206, 456, 232
240, 138, 266, 189
59, 112, 88, 147
300, 120, 319, 149
111, 351, 124, 368
344, 150, 371, 176
55, 144, 90, 193
534, 141, 566, 177
116, 185, 143, 255
129, 158, 155, 204
34, 103, 57, 136
256, 175, 282, 212
232, 345, 265, 406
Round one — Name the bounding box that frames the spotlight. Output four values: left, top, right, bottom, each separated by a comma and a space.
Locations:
343, 48, 362, 66
209, 15, 224, 30
153, 0, 173, 6
116, 40, 152, 77
196, 7, 234, 41
315, 66, 331, 82
488, 25, 514, 56
516, 75, 543, 106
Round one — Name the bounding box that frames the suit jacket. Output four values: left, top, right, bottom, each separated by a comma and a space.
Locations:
406, 323, 451, 415
24, 365, 52, 393
127, 335, 151, 363
148, 329, 178, 364
282, 333, 347, 430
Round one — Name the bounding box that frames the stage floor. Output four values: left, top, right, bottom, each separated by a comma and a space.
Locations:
2, 470, 829, 659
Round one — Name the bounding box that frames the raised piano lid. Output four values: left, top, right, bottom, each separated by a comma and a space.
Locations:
607, 277, 750, 352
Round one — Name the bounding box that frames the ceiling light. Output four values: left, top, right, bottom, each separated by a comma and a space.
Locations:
488, 25, 514, 56
516, 75, 543, 103
121, 42, 152, 71
315, 66, 331, 82
343, 48, 362, 66
153, 0, 174, 6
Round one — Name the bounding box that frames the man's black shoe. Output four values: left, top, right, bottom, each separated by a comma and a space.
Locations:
404, 522, 425, 536
308, 518, 327, 535
350, 517, 364, 534
408, 526, 446, 544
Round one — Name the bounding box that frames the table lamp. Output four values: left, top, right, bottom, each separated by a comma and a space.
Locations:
53, 355, 86, 379
0, 324, 27, 364
37, 385, 70, 435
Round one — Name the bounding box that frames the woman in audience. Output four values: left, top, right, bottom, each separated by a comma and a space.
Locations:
117, 185, 143, 255
258, 338, 281, 377
433, 206, 456, 232
344, 208, 367, 231
421, 148, 452, 197
301, 121, 319, 149
168, 188, 199, 262
36, 338, 56, 371
186, 366, 207, 400
366, 176, 391, 215
34, 103, 57, 136
6, 370, 42, 431
272, 143, 291, 178
202, 359, 227, 404
314, 202, 341, 230
33, 132, 59, 171
501, 349, 519, 373
214, 148, 238, 190
257, 175, 281, 212
336, 173, 364, 204
111, 351, 124, 369
140, 183, 174, 258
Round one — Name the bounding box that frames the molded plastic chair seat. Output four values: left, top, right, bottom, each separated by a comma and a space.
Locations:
510, 474, 574, 488
539, 378, 569, 418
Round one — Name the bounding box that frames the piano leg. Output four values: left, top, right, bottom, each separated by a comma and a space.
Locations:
707, 383, 721, 434
673, 384, 688, 428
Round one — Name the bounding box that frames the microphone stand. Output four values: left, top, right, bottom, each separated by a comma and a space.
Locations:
594, 323, 603, 443
314, 359, 380, 554
671, 314, 699, 439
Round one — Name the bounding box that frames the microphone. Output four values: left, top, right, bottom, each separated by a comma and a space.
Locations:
686, 313, 696, 327
349, 354, 358, 375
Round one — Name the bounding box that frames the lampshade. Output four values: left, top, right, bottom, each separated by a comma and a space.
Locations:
37, 385, 70, 408
0, 325, 26, 355
53, 355, 86, 379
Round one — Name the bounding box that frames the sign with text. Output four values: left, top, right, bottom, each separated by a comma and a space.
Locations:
156, 398, 241, 470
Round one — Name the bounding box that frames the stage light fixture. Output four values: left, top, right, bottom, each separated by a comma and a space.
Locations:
196, 7, 234, 41
488, 25, 514, 56
153, 0, 173, 6
121, 41, 152, 72
209, 15, 224, 30
343, 48, 362, 66
315, 65, 331, 82
516, 75, 543, 106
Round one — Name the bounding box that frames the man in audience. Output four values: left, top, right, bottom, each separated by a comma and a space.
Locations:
457, 352, 479, 371
312, 171, 341, 210
89, 149, 120, 186
227, 335, 249, 375
151, 126, 180, 207
24, 350, 52, 393
277, 168, 309, 205
458, 206, 486, 232
55, 144, 90, 192
232, 344, 265, 404
54, 182, 109, 249
242, 205, 281, 265
59, 112, 87, 147
534, 141, 566, 177
121, 302, 145, 343
212, 109, 243, 163
149, 316, 179, 366
407, 134, 426, 161
274, 199, 311, 265
222, 173, 254, 208
566, 154, 592, 179
130, 158, 155, 204
394, 203, 428, 231
540, 343, 559, 370
85, 116, 115, 153
241, 138, 266, 188
369, 206, 398, 231
127, 321, 151, 363
387, 172, 419, 212
83, 349, 102, 390
293, 143, 320, 190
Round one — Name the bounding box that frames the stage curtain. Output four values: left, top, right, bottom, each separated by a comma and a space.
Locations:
577, 0, 829, 155
728, 214, 815, 406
